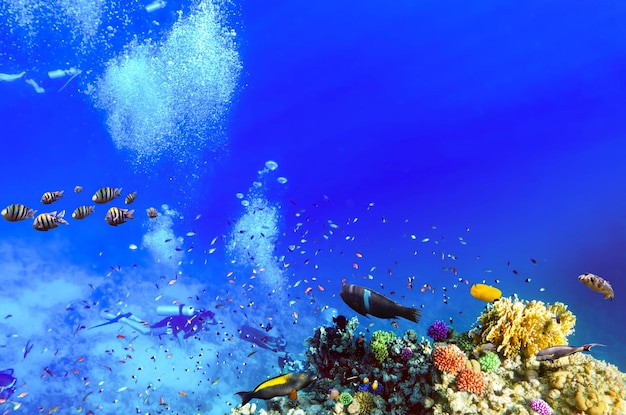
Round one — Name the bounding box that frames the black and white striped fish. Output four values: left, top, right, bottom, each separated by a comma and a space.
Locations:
125, 191, 137, 205
1, 204, 36, 222
105, 207, 134, 226
92, 187, 122, 204
41, 190, 64, 204
33, 210, 69, 231
72, 205, 95, 220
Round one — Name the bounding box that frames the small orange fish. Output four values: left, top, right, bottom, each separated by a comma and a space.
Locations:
17, 392, 28, 398
391, 321, 399, 329
352, 263, 359, 269
355, 252, 363, 258
77, 357, 86, 362
178, 391, 187, 397
304, 287, 313, 295
317, 284, 325, 291
116, 334, 126, 339
159, 397, 167, 406
293, 311, 299, 319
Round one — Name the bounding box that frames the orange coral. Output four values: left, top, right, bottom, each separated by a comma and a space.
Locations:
432, 344, 467, 375
456, 369, 486, 396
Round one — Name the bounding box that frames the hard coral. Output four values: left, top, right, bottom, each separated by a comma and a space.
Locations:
455, 368, 486, 396
370, 330, 395, 363
338, 391, 353, 405
353, 391, 374, 415
400, 346, 413, 361
478, 352, 501, 372
427, 320, 448, 341
477, 295, 575, 359
432, 344, 467, 375
530, 398, 552, 415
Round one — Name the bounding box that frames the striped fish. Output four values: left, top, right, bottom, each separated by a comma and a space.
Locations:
92, 187, 122, 204
41, 190, 64, 204
125, 191, 137, 205
1, 204, 36, 222
147, 207, 158, 218
72, 205, 95, 220
105, 207, 134, 226
33, 210, 69, 231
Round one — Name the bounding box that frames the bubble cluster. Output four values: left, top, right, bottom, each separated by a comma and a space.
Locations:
94, 0, 242, 166
141, 204, 183, 269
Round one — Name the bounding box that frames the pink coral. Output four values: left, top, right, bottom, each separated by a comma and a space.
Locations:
456, 369, 486, 396
432, 344, 467, 375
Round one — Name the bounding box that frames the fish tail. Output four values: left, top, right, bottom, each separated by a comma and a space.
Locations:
582, 343, 605, 352
236, 391, 253, 406
399, 305, 421, 323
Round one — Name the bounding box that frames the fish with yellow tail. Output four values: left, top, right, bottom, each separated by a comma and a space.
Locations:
536, 343, 605, 362
33, 210, 69, 231
236, 372, 317, 406
105, 207, 134, 226
578, 273, 614, 300
340, 284, 421, 323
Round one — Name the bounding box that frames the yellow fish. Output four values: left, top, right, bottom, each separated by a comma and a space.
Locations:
236, 372, 317, 406
578, 273, 614, 300
470, 283, 502, 302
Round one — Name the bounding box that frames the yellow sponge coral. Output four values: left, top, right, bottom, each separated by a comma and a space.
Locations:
477, 295, 575, 359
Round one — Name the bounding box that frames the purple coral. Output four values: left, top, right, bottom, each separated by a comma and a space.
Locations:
530, 398, 552, 415
400, 346, 413, 361
427, 320, 448, 341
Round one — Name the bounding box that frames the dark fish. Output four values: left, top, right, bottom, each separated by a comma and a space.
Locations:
105, 207, 134, 226
536, 343, 605, 362
0, 368, 16, 387
340, 284, 421, 323
23, 340, 33, 359
236, 372, 317, 406
333, 315, 348, 330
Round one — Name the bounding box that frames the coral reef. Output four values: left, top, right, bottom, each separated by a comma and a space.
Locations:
370, 330, 396, 363
234, 296, 626, 415
530, 398, 552, 415
477, 295, 575, 359
478, 352, 501, 372
427, 320, 448, 342
432, 344, 466, 375
455, 369, 486, 396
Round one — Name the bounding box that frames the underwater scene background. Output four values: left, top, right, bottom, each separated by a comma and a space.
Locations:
1, 0, 626, 414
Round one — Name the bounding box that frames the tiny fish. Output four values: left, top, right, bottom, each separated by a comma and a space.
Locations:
147, 207, 158, 218
74, 185, 83, 193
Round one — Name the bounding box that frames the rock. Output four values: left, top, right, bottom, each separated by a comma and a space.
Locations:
347, 400, 360, 415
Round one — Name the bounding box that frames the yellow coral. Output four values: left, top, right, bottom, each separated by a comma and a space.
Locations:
477, 295, 575, 359
353, 391, 374, 415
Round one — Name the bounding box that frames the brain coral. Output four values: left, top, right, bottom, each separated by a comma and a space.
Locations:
477, 295, 575, 359
456, 368, 486, 396
432, 344, 467, 375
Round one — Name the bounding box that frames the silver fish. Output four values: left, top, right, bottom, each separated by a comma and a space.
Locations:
578, 273, 614, 300
536, 343, 604, 362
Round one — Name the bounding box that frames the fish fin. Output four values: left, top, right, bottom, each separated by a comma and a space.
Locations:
583, 343, 606, 352
289, 388, 298, 401
236, 391, 253, 406
125, 209, 135, 220
400, 306, 421, 323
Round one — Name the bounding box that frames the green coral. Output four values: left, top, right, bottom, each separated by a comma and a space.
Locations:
477, 295, 576, 359
478, 352, 501, 371
453, 332, 474, 352
354, 391, 375, 415
338, 391, 353, 405
370, 330, 396, 363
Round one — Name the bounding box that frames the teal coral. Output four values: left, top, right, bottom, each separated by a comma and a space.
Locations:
338, 391, 353, 405
478, 351, 500, 371
454, 332, 474, 352
370, 330, 396, 363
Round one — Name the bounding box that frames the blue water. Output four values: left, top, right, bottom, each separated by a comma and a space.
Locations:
1, 0, 625, 413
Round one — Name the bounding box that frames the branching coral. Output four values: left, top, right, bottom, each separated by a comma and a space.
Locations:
456, 368, 486, 396
432, 344, 467, 375
370, 330, 396, 363
477, 295, 575, 359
